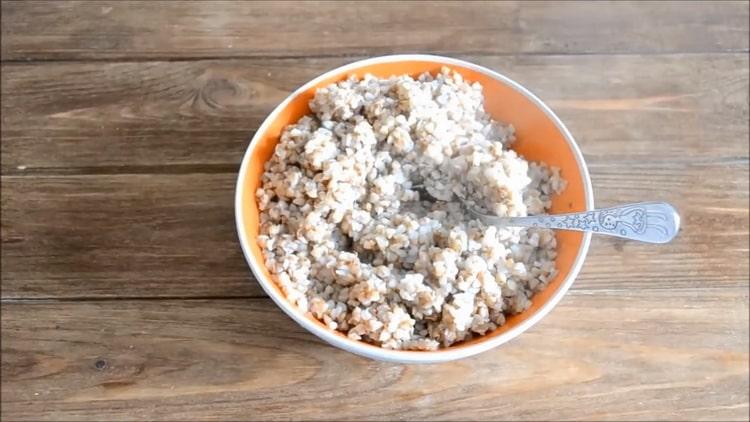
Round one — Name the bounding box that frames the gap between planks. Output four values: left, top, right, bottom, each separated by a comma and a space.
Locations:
1, 164, 241, 177
2, 157, 748, 177
2, 286, 746, 303
3, 50, 750, 65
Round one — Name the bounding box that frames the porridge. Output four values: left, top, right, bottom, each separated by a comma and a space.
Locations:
256, 67, 566, 350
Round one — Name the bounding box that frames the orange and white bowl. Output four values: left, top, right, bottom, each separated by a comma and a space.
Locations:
235, 55, 593, 363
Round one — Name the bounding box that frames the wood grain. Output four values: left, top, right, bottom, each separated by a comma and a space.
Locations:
0, 173, 253, 299
2, 290, 748, 421
2, 1, 748, 61
2, 1, 749, 420
2, 159, 747, 299
2, 54, 748, 174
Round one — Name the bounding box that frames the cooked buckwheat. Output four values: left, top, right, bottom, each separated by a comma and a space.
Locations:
256, 67, 566, 350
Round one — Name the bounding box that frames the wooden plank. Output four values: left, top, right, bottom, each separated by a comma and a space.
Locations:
2, 159, 747, 299
2, 291, 748, 421
2, 54, 748, 174
1, 1, 747, 61
0, 173, 259, 299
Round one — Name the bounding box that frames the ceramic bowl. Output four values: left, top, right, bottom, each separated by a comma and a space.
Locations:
235, 55, 593, 363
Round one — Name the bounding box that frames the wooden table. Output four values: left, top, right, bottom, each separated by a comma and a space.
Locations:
1, 1, 748, 420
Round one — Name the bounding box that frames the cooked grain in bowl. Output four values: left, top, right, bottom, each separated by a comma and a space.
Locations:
256, 67, 566, 350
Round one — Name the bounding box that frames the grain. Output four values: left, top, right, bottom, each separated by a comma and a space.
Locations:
257, 68, 566, 349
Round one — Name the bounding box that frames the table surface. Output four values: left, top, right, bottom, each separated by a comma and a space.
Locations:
1, 1, 749, 420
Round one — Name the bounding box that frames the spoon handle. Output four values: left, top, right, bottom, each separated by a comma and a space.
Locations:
471, 202, 680, 244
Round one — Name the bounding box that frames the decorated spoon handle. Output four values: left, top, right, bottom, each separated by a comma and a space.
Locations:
470, 202, 680, 244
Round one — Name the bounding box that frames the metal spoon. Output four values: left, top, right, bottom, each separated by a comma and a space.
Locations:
413, 186, 680, 244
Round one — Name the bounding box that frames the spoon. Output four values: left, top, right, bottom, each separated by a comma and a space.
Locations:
412, 186, 680, 244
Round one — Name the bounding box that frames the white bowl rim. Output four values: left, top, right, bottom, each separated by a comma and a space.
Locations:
235, 54, 594, 364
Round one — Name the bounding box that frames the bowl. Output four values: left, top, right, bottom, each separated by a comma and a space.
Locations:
235, 55, 593, 363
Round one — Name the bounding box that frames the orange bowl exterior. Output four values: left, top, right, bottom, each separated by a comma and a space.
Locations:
236, 55, 593, 361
